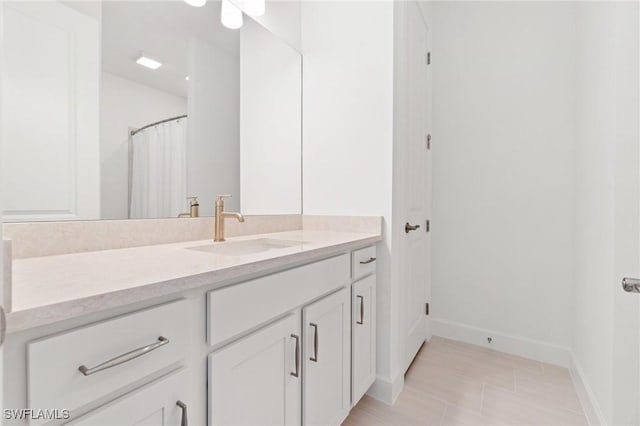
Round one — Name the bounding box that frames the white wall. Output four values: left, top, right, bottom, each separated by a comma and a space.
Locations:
187, 37, 239, 215
100, 72, 187, 220
432, 2, 639, 423
431, 2, 576, 358
240, 19, 301, 215
573, 3, 639, 425
300, 0, 397, 398
250, 0, 301, 52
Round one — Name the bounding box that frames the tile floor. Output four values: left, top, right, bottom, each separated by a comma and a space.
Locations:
343, 337, 588, 426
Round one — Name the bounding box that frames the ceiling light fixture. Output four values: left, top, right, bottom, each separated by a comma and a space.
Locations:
221, 0, 243, 29
184, 0, 206, 7
135, 54, 162, 70
185, 76, 190, 81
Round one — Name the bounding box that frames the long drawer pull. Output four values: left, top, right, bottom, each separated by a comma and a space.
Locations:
78, 336, 169, 376
359, 257, 376, 265
290, 334, 300, 377
310, 323, 319, 362
357, 295, 364, 325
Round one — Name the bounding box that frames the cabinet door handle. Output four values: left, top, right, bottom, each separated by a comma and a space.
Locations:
357, 295, 364, 325
176, 400, 188, 426
290, 334, 300, 377
310, 323, 319, 362
78, 336, 169, 376
359, 257, 376, 265
0, 305, 6, 348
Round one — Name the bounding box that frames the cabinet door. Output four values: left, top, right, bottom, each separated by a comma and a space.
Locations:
303, 288, 351, 426
208, 313, 301, 426
71, 368, 189, 426
352, 275, 377, 405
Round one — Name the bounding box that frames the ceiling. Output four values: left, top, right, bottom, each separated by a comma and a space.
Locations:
101, 0, 240, 97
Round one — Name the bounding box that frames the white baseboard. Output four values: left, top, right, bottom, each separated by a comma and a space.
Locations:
569, 355, 607, 426
432, 318, 571, 367
366, 372, 404, 405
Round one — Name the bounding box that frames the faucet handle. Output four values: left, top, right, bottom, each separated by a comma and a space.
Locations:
216, 194, 232, 201
187, 196, 199, 206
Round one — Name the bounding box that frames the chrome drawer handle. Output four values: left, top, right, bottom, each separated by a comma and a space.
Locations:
176, 400, 188, 426
359, 257, 376, 265
78, 336, 169, 376
310, 323, 319, 362
357, 295, 364, 325
290, 334, 300, 377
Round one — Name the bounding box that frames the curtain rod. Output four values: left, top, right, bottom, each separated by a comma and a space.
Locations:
130, 114, 187, 136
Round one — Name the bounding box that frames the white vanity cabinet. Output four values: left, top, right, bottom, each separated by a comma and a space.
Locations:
206, 255, 353, 426
70, 368, 189, 426
207, 286, 353, 426
5, 244, 379, 426
351, 274, 377, 404
350, 246, 377, 405
208, 313, 301, 426
303, 287, 352, 426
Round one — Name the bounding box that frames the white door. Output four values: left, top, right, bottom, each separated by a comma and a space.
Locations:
71, 369, 189, 425
400, 2, 432, 371
351, 275, 376, 405
208, 313, 301, 426
303, 288, 351, 426
1, 1, 100, 221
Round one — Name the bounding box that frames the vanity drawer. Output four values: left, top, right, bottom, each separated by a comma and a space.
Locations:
207, 254, 350, 347
27, 299, 188, 421
351, 246, 377, 280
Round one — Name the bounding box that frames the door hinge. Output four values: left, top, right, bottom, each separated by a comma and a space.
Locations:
426, 220, 430, 232
425, 303, 430, 316
426, 51, 431, 65
426, 134, 431, 150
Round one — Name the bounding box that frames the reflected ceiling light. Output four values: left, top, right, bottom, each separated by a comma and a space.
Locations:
135, 54, 162, 70
184, 0, 206, 7
185, 76, 190, 81
221, 0, 243, 29
236, 0, 264, 17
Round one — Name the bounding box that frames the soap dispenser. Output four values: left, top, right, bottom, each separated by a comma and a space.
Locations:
188, 196, 199, 218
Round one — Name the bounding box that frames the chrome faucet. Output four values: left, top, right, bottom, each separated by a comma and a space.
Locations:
214, 195, 244, 242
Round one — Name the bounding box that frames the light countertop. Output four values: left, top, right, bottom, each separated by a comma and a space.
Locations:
7, 230, 381, 333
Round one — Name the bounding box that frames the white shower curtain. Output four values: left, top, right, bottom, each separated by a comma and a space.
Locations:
129, 117, 188, 219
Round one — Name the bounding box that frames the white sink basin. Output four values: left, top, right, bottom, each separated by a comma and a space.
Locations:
187, 238, 305, 257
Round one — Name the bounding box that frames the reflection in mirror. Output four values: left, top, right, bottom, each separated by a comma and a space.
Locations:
1, 0, 302, 222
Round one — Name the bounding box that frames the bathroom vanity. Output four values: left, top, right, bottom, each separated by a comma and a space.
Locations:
2, 224, 380, 426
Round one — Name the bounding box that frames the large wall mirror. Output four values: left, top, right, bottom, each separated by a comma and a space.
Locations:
1, 0, 302, 221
